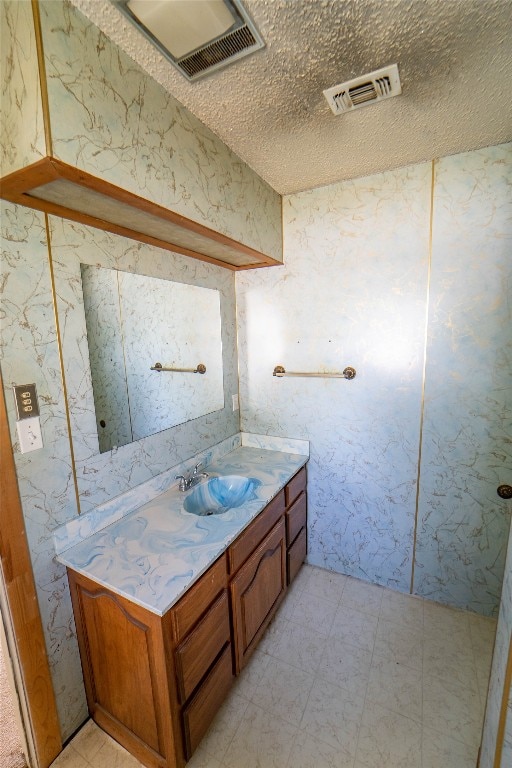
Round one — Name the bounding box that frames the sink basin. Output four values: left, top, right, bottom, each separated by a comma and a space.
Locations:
183, 475, 260, 516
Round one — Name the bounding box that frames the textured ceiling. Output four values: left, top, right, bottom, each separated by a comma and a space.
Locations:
69, 0, 512, 195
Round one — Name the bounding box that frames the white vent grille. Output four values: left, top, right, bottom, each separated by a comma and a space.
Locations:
323, 65, 401, 115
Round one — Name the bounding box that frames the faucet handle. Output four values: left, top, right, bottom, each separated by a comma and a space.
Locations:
175, 474, 187, 491
193, 462, 202, 475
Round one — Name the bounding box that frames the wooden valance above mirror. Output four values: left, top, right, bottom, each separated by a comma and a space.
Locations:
0, 157, 280, 271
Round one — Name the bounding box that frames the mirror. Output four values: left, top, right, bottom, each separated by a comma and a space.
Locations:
80, 264, 224, 452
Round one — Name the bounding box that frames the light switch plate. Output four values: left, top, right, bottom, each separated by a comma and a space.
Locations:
232, 394, 239, 411
16, 416, 43, 453
13, 383, 40, 419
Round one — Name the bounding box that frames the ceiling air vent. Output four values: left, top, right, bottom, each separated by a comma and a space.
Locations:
323, 64, 401, 115
114, 0, 265, 82
179, 23, 260, 80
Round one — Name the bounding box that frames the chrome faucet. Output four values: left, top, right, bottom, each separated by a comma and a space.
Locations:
176, 463, 209, 491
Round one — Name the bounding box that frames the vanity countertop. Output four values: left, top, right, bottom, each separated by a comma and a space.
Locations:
57, 446, 308, 616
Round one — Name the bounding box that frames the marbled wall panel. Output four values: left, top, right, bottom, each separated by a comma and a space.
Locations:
414, 145, 512, 615
0, 202, 88, 738
80, 264, 132, 452
118, 273, 224, 440
236, 164, 431, 591
38, 0, 283, 263
0, 0, 46, 176
479, 522, 512, 767
49, 216, 239, 514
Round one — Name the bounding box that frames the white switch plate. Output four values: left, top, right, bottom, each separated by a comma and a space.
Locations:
16, 416, 43, 453
232, 394, 239, 411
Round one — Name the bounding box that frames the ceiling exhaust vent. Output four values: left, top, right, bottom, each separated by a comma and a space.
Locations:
114, 0, 265, 82
179, 23, 260, 80
323, 64, 401, 115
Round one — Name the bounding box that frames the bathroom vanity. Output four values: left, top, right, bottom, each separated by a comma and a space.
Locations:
61, 448, 307, 768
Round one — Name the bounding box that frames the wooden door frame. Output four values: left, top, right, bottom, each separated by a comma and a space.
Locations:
493, 635, 512, 768
0, 371, 62, 767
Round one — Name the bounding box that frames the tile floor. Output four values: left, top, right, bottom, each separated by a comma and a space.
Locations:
50, 565, 497, 768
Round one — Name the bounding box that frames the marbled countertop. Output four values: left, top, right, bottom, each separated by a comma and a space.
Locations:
57, 447, 308, 616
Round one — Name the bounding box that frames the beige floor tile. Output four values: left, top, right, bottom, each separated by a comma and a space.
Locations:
256, 614, 289, 655
476, 654, 493, 706
269, 615, 328, 672
299, 678, 362, 760
423, 636, 478, 693
50, 745, 89, 768
232, 647, 271, 700
468, 611, 497, 644
374, 617, 423, 670
277, 576, 308, 620
468, 613, 497, 668
366, 653, 423, 722
423, 674, 484, 749
354, 702, 422, 768
290, 592, 337, 634
301, 565, 348, 604
250, 656, 315, 727
423, 600, 470, 637
286, 729, 355, 768
317, 637, 372, 698
341, 577, 384, 617
223, 702, 297, 768
329, 604, 378, 653
380, 590, 424, 630
186, 742, 224, 768
199, 692, 249, 759
59, 567, 498, 768
422, 726, 479, 768
90, 737, 143, 768
67, 720, 106, 764
292, 563, 315, 593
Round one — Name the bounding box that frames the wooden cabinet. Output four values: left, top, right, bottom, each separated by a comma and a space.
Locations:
174, 591, 231, 704
68, 573, 184, 768
67, 464, 307, 768
181, 645, 233, 758
231, 518, 287, 672
228, 490, 285, 574
285, 466, 307, 584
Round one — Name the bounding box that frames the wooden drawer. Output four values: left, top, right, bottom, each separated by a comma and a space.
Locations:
182, 644, 233, 759
228, 489, 285, 574
231, 518, 287, 672
287, 526, 307, 584
175, 591, 230, 703
285, 466, 307, 507
286, 491, 307, 545
172, 555, 227, 643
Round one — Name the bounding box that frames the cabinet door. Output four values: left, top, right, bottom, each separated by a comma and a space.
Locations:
67, 573, 180, 767
230, 518, 286, 673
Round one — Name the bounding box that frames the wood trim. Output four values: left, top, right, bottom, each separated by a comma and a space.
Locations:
0, 157, 281, 271
31, 0, 53, 156
0, 371, 62, 767
494, 633, 512, 768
